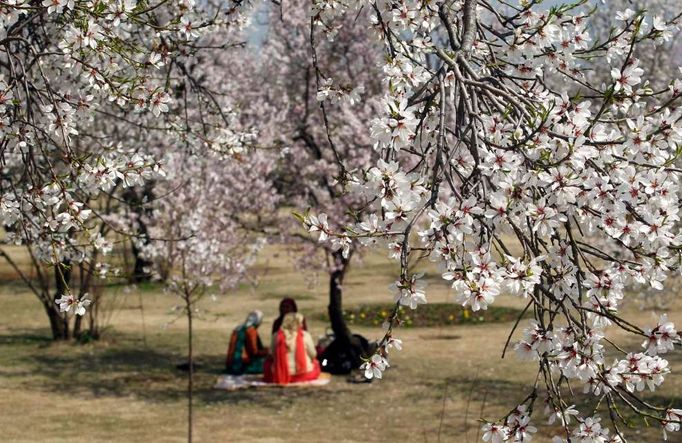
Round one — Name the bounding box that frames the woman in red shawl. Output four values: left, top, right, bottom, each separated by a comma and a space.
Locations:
264, 313, 320, 384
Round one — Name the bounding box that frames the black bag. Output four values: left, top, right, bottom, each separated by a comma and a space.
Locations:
318, 334, 373, 375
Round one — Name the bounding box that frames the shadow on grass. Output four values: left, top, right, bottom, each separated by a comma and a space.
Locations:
426, 361, 682, 440
417, 375, 531, 407
0, 331, 52, 346
4, 326, 679, 428
1, 328, 340, 409
419, 333, 462, 341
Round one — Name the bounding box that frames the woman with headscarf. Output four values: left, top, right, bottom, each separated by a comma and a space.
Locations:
271, 297, 307, 335
225, 310, 269, 375
264, 312, 320, 384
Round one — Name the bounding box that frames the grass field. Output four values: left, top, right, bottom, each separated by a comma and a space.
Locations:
1, 245, 680, 442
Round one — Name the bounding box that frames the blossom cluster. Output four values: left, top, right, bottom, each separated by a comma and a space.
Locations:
140, 148, 278, 299
306, 0, 682, 439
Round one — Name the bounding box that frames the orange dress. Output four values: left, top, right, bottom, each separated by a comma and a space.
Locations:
225, 326, 268, 374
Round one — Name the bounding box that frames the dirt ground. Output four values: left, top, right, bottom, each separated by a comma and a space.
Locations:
0, 245, 680, 442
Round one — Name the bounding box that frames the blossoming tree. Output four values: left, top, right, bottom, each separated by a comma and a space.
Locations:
232, 0, 385, 370
140, 146, 276, 441
0, 0, 252, 338
305, 0, 682, 440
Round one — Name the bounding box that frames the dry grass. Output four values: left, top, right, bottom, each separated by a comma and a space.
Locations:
0, 244, 680, 442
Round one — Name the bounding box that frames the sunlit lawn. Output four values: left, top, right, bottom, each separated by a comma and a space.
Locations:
1, 244, 680, 442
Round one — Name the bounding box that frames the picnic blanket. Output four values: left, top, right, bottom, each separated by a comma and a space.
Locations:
214, 372, 332, 391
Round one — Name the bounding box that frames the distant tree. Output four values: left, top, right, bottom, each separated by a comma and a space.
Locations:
141, 147, 277, 442
232, 0, 386, 370
589, 0, 681, 90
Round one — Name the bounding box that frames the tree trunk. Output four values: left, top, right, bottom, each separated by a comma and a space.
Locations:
186, 298, 194, 443
4, 247, 81, 341
328, 251, 352, 346
130, 218, 152, 283
73, 314, 83, 339
78, 258, 101, 340
131, 240, 153, 283
86, 302, 100, 340
47, 261, 73, 340
123, 185, 154, 283
322, 250, 372, 374
44, 301, 70, 340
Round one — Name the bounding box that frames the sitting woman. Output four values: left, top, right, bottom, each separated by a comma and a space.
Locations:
264, 312, 321, 384
271, 297, 307, 335
225, 310, 269, 375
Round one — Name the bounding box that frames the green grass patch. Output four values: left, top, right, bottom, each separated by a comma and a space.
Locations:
316, 303, 525, 328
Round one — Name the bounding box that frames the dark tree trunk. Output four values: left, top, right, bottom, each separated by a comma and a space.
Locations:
48, 261, 73, 340
186, 296, 194, 443
328, 251, 352, 345
44, 301, 69, 340
73, 313, 83, 339
130, 209, 153, 283
322, 251, 373, 374
86, 302, 100, 340
123, 185, 154, 283
131, 239, 152, 283
77, 261, 95, 339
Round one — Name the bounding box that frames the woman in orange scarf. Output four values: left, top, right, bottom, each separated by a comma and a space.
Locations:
225, 310, 269, 375
264, 312, 321, 384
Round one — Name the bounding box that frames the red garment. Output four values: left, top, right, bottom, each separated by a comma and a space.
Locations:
273, 330, 290, 384
263, 328, 320, 384
290, 359, 321, 383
